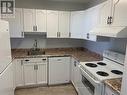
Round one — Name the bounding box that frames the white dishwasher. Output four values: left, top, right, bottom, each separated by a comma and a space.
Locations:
48, 57, 70, 85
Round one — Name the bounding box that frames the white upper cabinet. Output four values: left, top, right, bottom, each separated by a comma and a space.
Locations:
47, 10, 59, 38
70, 11, 85, 39
99, 0, 127, 27
111, 0, 127, 26
35, 10, 47, 32
85, 5, 102, 41
99, 0, 112, 27
23, 9, 47, 32
58, 11, 70, 38
23, 9, 35, 32
3, 8, 24, 38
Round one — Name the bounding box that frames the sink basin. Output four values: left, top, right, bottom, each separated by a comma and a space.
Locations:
27, 49, 46, 56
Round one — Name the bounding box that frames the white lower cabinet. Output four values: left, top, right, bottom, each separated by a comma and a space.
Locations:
14, 59, 24, 87
24, 64, 36, 85
14, 58, 47, 87
71, 57, 81, 93
49, 57, 70, 85
36, 63, 47, 84
105, 85, 118, 95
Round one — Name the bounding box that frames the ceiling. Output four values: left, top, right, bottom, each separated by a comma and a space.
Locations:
48, 0, 93, 3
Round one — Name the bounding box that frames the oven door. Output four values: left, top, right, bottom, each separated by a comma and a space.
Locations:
79, 65, 103, 95
78, 75, 94, 95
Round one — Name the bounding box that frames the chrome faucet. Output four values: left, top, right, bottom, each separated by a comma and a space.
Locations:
33, 39, 38, 50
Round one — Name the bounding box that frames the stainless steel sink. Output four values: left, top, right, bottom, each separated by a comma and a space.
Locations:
27, 49, 46, 56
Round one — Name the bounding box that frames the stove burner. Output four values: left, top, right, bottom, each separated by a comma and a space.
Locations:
96, 71, 109, 77
111, 70, 123, 75
97, 62, 107, 66
85, 63, 97, 68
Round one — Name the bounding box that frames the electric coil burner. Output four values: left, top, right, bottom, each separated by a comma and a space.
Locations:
97, 62, 107, 66
111, 70, 123, 75
85, 63, 97, 67
96, 71, 109, 77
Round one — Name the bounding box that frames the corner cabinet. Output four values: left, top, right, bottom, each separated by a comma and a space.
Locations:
70, 11, 85, 39
2, 8, 24, 38
23, 9, 47, 32
71, 57, 81, 93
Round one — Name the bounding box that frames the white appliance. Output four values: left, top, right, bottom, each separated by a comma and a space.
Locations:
0, 20, 14, 95
121, 46, 127, 95
48, 57, 70, 85
0, 20, 12, 74
79, 50, 124, 95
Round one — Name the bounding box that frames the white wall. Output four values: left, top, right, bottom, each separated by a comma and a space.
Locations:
11, 35, 84, 49
84, 38, 127, 55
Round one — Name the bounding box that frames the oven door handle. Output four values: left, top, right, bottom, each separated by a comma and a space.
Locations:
78, 65, 100, 85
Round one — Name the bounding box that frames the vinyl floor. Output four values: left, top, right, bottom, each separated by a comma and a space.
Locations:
15, 84, 77, 95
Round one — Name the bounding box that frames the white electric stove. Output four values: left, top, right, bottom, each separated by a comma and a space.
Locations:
79, 50, 125, 95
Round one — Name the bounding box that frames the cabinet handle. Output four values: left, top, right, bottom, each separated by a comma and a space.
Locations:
21, 60, 23, 66
87, 33, 89, 39
33, 26, 35, 31
74, 63, 76, 67
21, 32, 24, 37
25, 60, 29, 62
36, 65, 38, 70
34, 65, 38, 70
42, 59, 46, 61
35, 26, 37, 31
57, 32, 59, 37
69, 32, 71, 37
59, 32, 60, 37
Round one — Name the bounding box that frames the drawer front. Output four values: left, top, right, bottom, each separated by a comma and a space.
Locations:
49, 57, 70, 63
23, 58, 47, 63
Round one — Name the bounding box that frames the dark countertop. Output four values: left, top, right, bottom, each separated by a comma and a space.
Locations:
11, 47, 103, 62
105, 78, 122, 94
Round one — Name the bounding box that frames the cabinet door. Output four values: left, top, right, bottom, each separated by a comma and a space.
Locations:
111, 0, 127, 26
14, 59, 24, 87
3, 8, 23, 38
59, 11, 70, 38
23, 9, 35, 32
99, 0, 112, 27
85, 5, 101, 41
24, 64, 36, 85
47, 10, 58, 38
36, 63, 47, 84
36, 10, 47, 32
70, 11, 85, 39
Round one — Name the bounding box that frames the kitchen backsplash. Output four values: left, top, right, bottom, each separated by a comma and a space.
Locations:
11, 35, 84, 49
11, 35, 127, 55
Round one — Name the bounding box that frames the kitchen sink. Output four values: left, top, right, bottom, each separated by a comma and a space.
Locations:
27, 48, 46, 56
